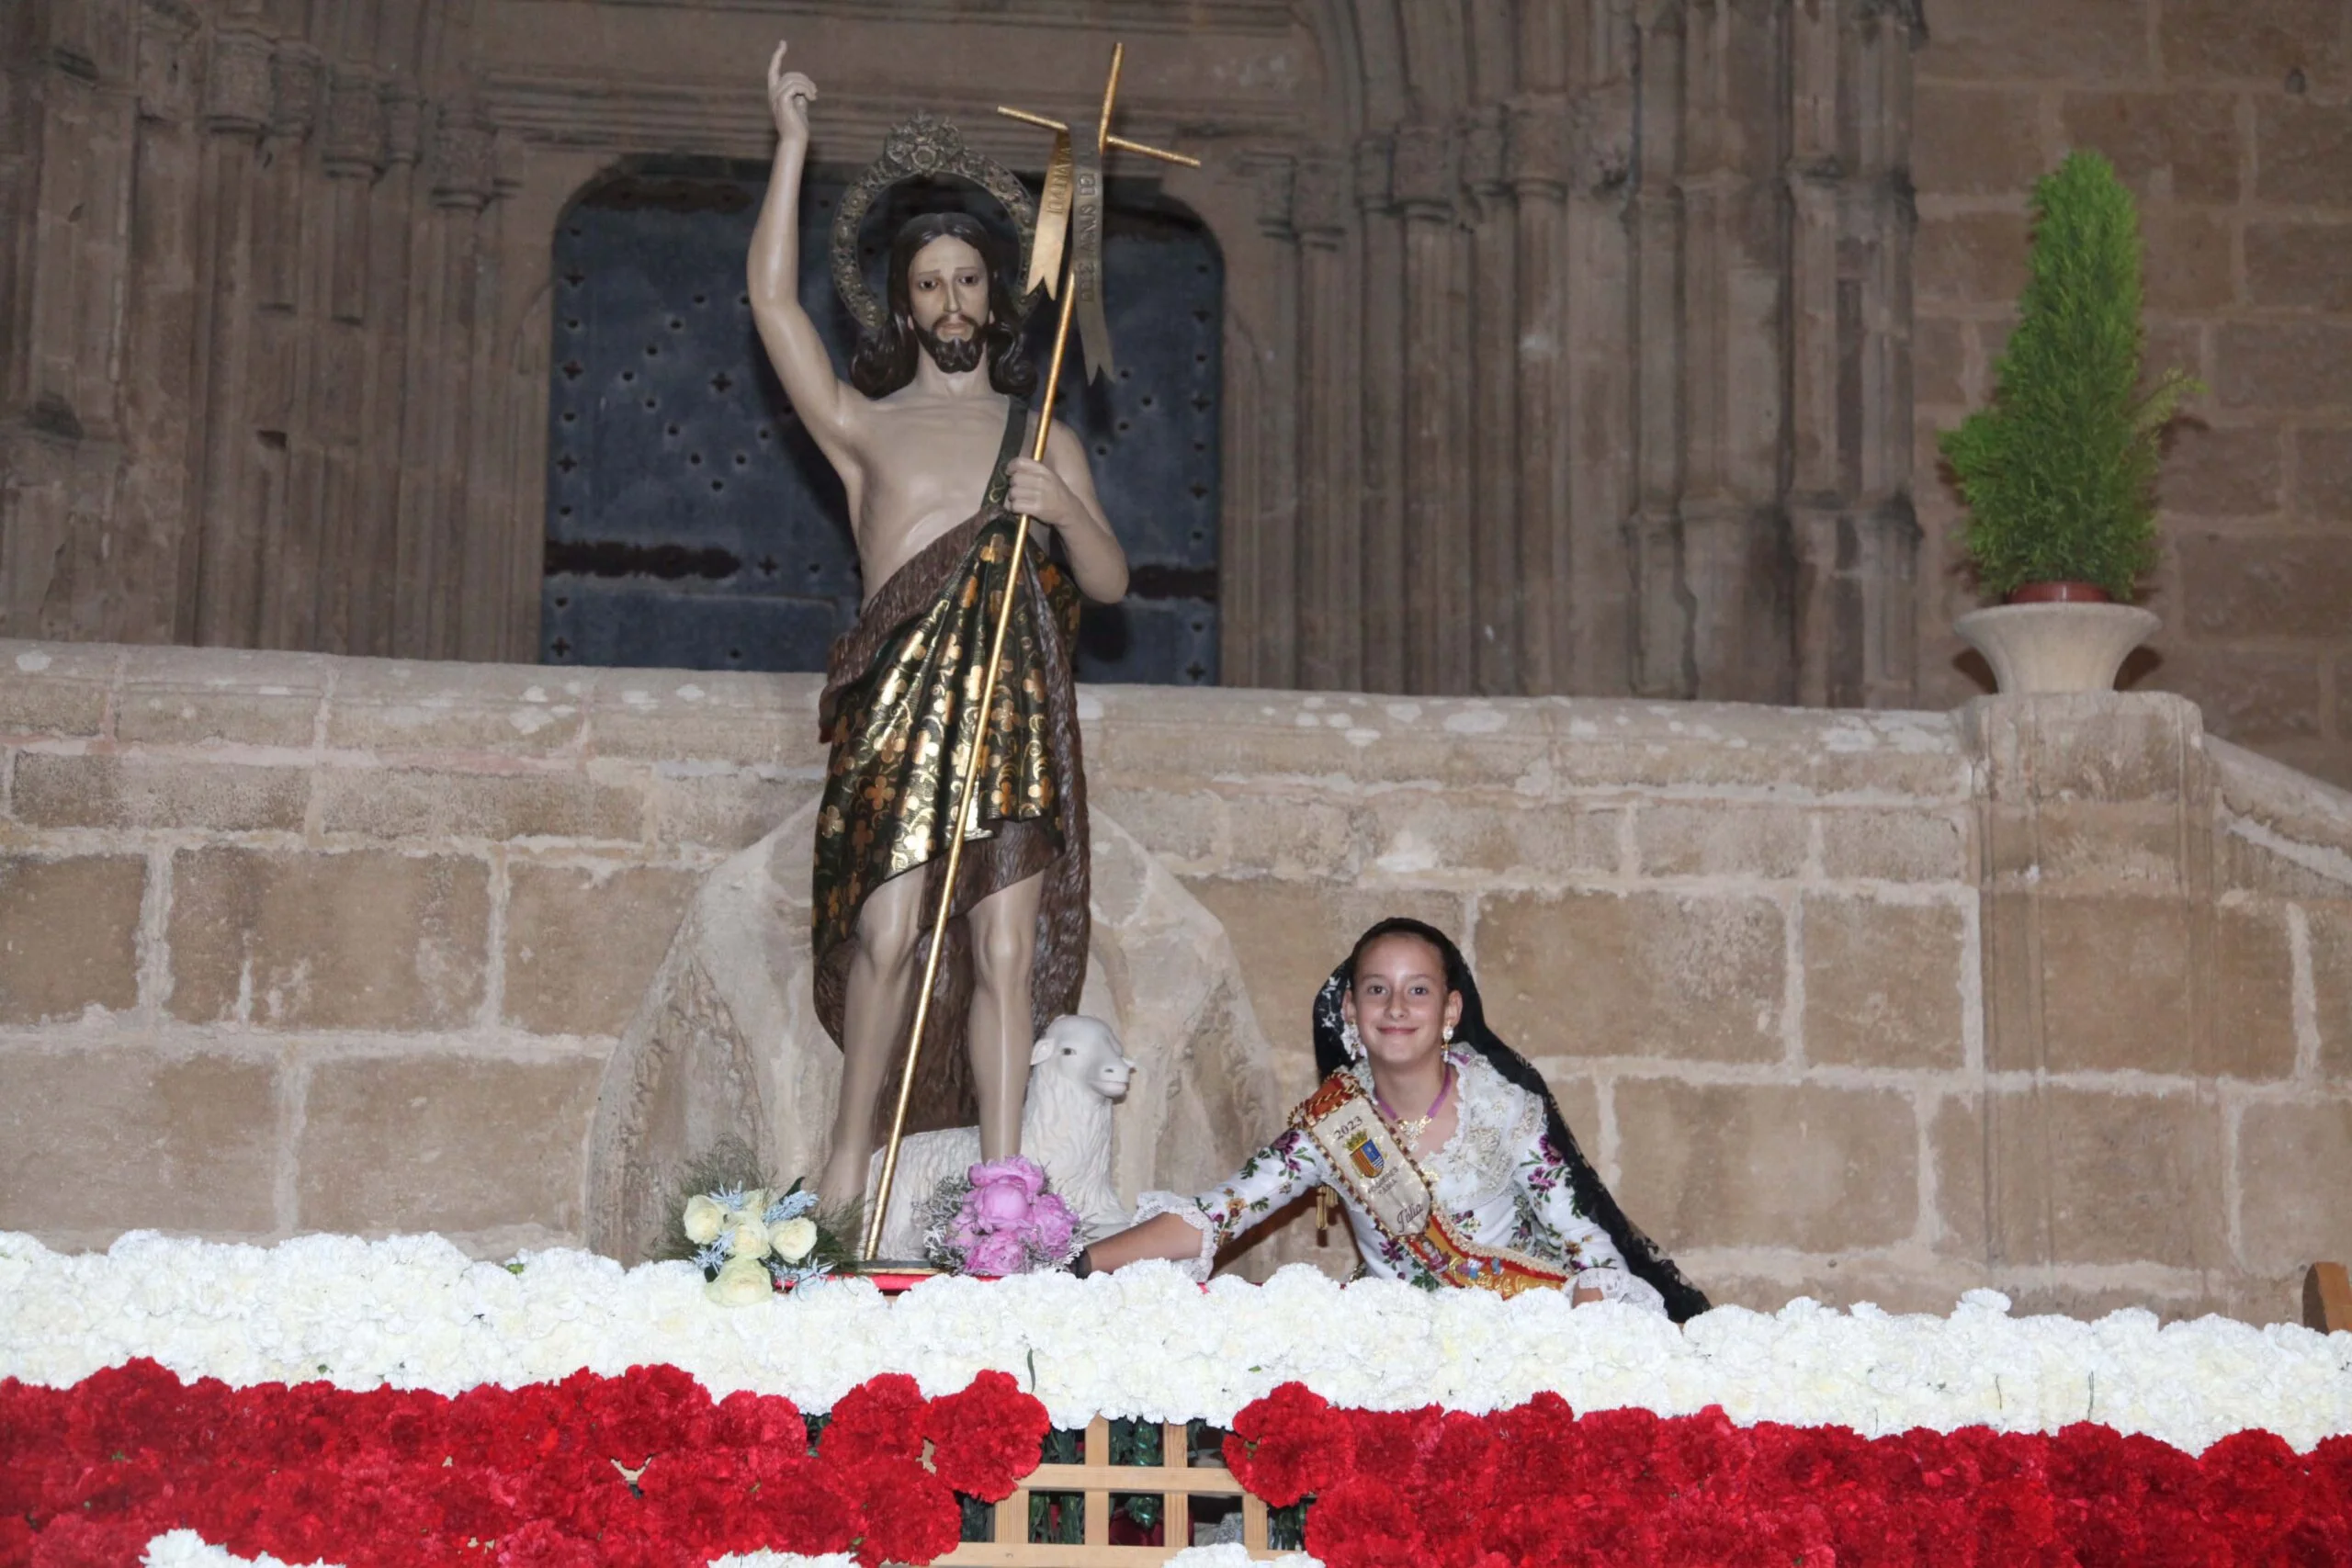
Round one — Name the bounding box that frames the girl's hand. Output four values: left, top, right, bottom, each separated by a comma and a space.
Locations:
1572, 1282, 1603, 1306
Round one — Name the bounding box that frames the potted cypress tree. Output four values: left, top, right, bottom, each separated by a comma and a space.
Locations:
1942, 149, 2199, 694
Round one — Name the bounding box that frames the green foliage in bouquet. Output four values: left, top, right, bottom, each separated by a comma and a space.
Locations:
1939, 150, 2199, 602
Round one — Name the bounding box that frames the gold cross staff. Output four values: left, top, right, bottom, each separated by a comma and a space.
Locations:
998, 96, 1199, 306
862, 43, 1198, 1261
993, 105, 1198, 169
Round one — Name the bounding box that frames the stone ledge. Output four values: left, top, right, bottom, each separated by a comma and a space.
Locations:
3, 639, 1982, 804
2213, 737, 2352, 889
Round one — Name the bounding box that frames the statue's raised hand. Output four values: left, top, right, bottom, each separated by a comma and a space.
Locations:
766, 42, 816, 149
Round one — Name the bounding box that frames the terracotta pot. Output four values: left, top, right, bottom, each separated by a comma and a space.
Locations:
1954, 601, 2159, 695
2007, 581, 2113, 604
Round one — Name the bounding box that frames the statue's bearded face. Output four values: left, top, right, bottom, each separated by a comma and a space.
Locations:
907, 234, 990, 375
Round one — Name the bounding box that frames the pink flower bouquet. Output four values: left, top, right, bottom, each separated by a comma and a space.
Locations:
917, 1156, 1085, 1276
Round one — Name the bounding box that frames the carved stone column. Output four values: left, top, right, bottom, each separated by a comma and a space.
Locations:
1508, 94, 1570, 695
251, 41, 322, 651
1462, 107, 1519, 694
1293, 150, 1357, 691
1394, 118, 1472, 694
461, 148, 527, 663
1564, 84, 1642, 700
1788, 0, 1923, 709
309, 64, 386, 656
351, 84, 420, 658
1353, 130, 1407, 694
1786, 35, 1849, 712
0, 0, 141, 641
1675, 0, 1792, 706
1439, 107, 1514, 695
1627, 2, 1690, 698
1854, 0, 1924, 712
1238, 154, 1302, 690
189, 25, 273, 648
406, 105, 494, 660
14, 0, 137, 444
119, 0, 207, 646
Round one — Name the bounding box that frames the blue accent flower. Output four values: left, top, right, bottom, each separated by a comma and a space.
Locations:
764, 1190, 819, 1225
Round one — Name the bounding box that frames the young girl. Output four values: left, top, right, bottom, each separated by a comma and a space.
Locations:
1080, 918, 1709, 1320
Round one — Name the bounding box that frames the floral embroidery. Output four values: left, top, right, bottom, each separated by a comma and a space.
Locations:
1167, 1054, 1664, 1311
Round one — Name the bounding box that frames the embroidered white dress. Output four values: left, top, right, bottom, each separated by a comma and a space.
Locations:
1135, 1049, 1668, 1313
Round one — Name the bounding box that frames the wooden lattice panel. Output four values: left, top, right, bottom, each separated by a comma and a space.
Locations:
940, 1418, 1275, 1565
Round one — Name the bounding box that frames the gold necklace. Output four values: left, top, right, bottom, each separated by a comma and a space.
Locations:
1377, 1061, 1455, 1148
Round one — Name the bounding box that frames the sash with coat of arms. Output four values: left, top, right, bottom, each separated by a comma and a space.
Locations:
1287, 1072, 1574, 1298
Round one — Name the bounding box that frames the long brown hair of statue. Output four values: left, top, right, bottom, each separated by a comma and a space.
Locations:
848, 211, 1037, 399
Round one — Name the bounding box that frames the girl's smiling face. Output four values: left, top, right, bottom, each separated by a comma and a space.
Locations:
1342, 931, 1463, 1072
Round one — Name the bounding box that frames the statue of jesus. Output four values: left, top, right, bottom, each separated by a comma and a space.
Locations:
749, 44, 1128, 1216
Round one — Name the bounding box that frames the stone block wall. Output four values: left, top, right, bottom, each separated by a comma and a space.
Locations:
0, 644, 784, 1258
1913, 0, 2352, 790
6, 639, 2352, 1321
0, 644, 2342, 1316
1116, 682, 2352, 1323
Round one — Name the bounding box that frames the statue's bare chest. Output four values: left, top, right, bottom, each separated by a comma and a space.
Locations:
854, 399, 1014, 531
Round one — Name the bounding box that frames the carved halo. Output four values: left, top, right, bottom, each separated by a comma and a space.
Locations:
830, 111, 1038, 333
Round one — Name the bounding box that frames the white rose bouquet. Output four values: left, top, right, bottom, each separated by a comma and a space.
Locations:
675, 1170, 854, 1305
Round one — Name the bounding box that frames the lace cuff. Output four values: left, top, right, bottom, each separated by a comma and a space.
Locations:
1132, 1190, 1219, 1284
1576, 1265, 1668, 1315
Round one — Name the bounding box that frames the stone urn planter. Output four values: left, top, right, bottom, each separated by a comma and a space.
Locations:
1954, 581, 2160, 695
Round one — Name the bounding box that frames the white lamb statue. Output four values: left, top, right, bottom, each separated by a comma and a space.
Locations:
863, 1014, 1136, 1260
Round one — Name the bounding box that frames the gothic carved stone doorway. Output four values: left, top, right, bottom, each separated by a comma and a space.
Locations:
0, 0, 1928, 716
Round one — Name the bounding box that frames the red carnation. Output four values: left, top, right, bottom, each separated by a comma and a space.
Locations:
1974, 1472, 2075, 1567
2197, 1426, 2310, 1557
27, 1512, 158, 1568
1486, 1495, 1591, 1568
759, 1455, 861, 1557
836, 1455, 962, 1567
1647, 1403, 1750, 1498
821, 1373, 930, 1466
1487, 1392, 1582, 1508
1306, 1474, 1420, 1568
582, 1363, 714, 1464
711, 1388, 807, 1451
1337, 1404, 1440, 1487
638, 1447, 750, 1552
1420, 1411, 1500, 1507
494, 1517, 601, 1567
924, 1371, 1049, 1501
1555, 1405, 1666, 1506
1222, 1382, 1347, 1506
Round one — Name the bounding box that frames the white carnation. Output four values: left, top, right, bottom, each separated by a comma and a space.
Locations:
4, 1233, 2350, 1459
